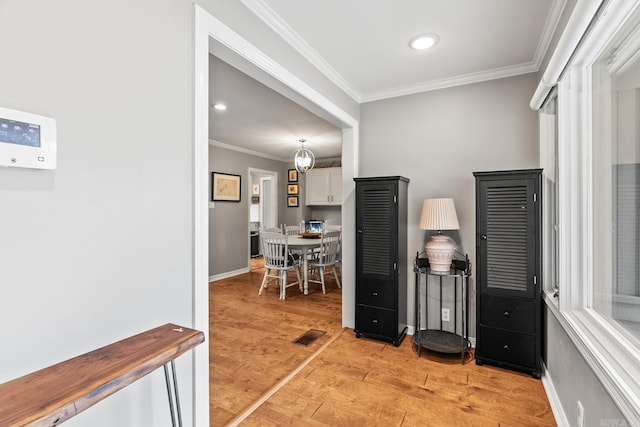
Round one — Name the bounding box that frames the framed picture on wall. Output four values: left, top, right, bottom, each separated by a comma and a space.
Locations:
287, 196, 299, 207
288, 169, 298, 182
211, 172, 241, 202
287, 184, 299, 195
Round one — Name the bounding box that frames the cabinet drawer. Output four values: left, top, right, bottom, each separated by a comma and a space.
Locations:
356, 305, 397, 338
478, 326, 535, 369
356, 281, 395, 309
480, 294, 535, 334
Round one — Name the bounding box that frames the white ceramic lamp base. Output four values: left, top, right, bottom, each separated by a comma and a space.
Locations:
425, 234, 456, 272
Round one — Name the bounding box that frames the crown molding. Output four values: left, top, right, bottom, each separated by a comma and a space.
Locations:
532, 0, 568, 69
360, 62, 539, 103
242, 0, 562, 104
241, 0, 362, 103
209, 139, 288, 162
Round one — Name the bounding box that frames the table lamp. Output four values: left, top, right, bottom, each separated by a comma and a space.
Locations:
419, 198, 460, 272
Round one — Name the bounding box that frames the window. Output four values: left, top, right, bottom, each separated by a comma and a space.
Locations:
540, 90, 559, 298
556, 1, 640, 423
592, 13, 640, 343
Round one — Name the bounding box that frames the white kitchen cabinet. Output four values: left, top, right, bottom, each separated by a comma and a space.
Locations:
305, 167, 342, 206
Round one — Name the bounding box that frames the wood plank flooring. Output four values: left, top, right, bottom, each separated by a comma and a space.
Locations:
210, 258, 556, 426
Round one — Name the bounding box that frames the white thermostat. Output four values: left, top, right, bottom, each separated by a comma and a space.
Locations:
0, 106, 57, 169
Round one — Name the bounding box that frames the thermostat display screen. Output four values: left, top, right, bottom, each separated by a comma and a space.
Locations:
0, 117, 41, 148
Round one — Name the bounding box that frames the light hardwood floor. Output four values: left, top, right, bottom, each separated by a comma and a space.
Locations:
210, 258, 556, 426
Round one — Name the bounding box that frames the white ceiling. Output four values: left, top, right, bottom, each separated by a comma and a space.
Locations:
209, 0, 562, 161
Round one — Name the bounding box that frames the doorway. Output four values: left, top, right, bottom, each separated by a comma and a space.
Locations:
194, 5, 359, 425
248, 168, 278, 261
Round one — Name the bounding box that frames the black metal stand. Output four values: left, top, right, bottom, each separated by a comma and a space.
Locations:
413, 254, 471, 364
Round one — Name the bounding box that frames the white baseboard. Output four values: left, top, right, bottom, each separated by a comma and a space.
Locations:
210, 267, 250, 282
541, 362, 570, 427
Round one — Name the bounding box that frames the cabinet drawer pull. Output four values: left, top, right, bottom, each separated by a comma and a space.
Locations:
372, 319, 378, 324
504, 311, 510, 317
372, 292, 378, 296
503, 345, 510, 351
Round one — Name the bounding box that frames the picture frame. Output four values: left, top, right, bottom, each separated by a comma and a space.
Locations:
288, 169, 298, 182
211, 172, 241, 202
287, 196, 299, 207
287, 184, 299, 195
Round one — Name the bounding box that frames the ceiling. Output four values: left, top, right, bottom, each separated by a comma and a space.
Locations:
209, 0, 562, 161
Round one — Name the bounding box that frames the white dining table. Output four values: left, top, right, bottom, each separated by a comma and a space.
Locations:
287, 235, 322, 295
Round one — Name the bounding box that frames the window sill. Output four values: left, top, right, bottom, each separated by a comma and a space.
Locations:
543, 289, 559, 312
543, 296, 640, 425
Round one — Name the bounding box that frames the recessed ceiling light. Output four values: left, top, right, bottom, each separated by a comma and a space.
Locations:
410, 34, 439, 50
212, 103, 227, 111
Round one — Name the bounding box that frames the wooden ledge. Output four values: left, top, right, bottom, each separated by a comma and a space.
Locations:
0, 323, 205, 427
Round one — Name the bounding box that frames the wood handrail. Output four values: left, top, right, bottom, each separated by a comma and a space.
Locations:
0, 323, 205, 427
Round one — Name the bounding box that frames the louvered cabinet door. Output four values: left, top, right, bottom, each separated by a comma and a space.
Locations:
474, 169, 542, 378
478, 178, 537, 298
356, 182, 397, 293
354, 176, 409, 346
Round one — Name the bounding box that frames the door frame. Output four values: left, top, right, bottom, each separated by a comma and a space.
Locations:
194, 5, 359, 425
248, 167, 278, 260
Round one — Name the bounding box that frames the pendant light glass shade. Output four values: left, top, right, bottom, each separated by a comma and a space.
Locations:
293, 139, 315, 173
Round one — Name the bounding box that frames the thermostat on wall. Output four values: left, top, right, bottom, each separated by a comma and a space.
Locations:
0, 106, 57, 169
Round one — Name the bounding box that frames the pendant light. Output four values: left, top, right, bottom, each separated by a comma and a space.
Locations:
293, 139, 315, 173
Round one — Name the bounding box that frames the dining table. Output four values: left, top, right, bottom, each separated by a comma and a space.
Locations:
287, 235, 323, 295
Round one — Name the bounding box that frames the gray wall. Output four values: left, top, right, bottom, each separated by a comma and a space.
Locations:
545, 309, 627, 425
360, 73, 540, 337
283, 168, 312, 227
209, 146, 289, 276
309, 206, 342, 226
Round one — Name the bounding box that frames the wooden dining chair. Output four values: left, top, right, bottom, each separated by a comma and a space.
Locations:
308, 230, 341, 294
259, 231, 302, 300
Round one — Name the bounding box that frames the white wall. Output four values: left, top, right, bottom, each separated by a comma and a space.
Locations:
0, 1, 360, 424
360, 73, 540, 337
0, 1, 194, 425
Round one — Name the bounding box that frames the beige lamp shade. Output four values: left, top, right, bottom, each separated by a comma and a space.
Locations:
419, 198, 460, 231
419, 198, 459, 272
